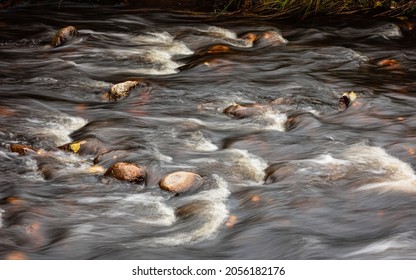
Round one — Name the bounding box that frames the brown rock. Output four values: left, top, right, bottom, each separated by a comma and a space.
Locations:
9, 143, 38, 156
159, 171, 203, 193
104, 162, 146, 184
102, 81, 140, 101
223, 103, 267, 119
50, 26, 79, 48
175, 200, 211, 219
207, 45, 230, 54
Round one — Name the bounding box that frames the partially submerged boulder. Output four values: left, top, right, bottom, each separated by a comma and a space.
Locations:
102, 81, 140, 101
159, 171, 203, 193
58, 138, 109, 156
338, 91, 357, 111
223, 103, 268, 119
50, 26, 79, 48
104, 162, 146, 184
175, 200, 211, 219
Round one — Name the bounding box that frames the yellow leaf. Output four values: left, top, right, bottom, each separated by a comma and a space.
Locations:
69, 142, 81, 153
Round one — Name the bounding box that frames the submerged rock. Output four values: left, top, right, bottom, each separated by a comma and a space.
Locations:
104, 162, 146, 183
223, 103, 268, 119
50, 26, 79, 48
241, 30, 288, 47
102, 81, 140, 101
175, 200, 211, 219
58, 138, 109, 156
338, 91, 357, 111
159, 171, 203, 193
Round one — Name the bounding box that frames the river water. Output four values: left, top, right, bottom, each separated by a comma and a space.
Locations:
1, 2, 416, 259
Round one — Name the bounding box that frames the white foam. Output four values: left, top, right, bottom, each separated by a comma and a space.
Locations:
339, 144, 416, 193
27, 114, 87, 146
262, 111, 287, 131
184, 131, 218, 152
153, 175, 230, 246
375, 23, 403, 40
222, 149, 268, 183
205, 26, 238, 39
344, 233, 410, 257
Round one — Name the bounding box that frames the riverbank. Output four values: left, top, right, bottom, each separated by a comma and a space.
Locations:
1, 0, 416, 19
218, 0, 416, 19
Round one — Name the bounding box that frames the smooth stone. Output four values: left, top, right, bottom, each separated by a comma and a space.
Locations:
159, 171, 203, 193
104, 162, 146, 184
50, 26, 79, 48
223, 103, 267, 119
102, 81, 140, 101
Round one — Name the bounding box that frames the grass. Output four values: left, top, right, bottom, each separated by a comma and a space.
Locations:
217, 0, 416, 19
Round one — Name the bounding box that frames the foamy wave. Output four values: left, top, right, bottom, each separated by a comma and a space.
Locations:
374, 23, 403, 40
344, 232, 411, 258
198, 26, 253, 48
183, 131, 218, 152
153, 175, 230, 245
343, 145, 416, 193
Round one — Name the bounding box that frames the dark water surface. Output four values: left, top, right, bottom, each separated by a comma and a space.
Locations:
1, 2, 416, 259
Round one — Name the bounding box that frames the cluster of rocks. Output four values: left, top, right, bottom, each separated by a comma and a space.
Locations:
7, 26, 207, 196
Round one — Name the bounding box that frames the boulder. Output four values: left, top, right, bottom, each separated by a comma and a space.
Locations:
102, 81, 140, 101
175, 200, 211, 219
159, 171, 203, 193
50, 26, 79, 48
338, 91, 357, 111
104, 162, 146, 184
58, 138, 109, 156
223, 103, 267, 119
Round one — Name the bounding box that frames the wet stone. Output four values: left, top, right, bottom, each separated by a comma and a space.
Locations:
58, 138, 109, 156
338, 91, 357, 111
50, 26, 79, 48
102, 81, 140, 101
175, 200, 211, 219
264, 164, 296, 184
104, 162, 146, 184
223, 103, 267, 119
159, 171, 203, 193
9, 143, 38, 156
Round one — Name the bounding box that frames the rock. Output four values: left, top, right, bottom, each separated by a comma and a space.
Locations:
223, 103, 267, 119
9, 143, 38, 156
175, 200, 211, 219
264, 164, 296, 184
207, 45, 230, 54
50, 26, 79, 48
104, 162, 146, 184
93, 150, 130, 165
159, 171, 203, 193
256, 30, 288, 46
338, 91, 357, 111
58, 138, 109, 156
102, 81, 140, 101
240, 30, 288, 47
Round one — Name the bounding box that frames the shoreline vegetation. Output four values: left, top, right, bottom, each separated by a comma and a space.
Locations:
1, 0, 415, 19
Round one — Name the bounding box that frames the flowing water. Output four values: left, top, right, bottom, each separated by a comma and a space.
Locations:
1, 2, 416, 260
